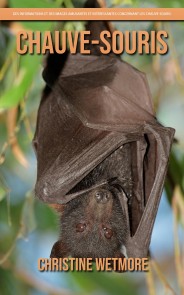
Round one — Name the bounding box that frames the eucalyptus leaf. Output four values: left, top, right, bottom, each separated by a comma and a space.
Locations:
9, 0, 60, 8
0, 186, 6, 202
0, 53, 42, 110
71, 271, 140, 295
18, 192, 36, 239
112, 0, 133, 5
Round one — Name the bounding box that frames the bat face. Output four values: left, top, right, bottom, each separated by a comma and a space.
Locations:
51, 187, 127, 260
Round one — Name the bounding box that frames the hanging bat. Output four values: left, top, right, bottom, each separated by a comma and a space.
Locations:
33, 2, 175, 261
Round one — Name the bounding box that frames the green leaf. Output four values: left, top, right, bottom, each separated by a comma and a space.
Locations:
64, 0, 74, 7
18, 192, 36, 239
0, 53, 42, 110
70, 271, 139, 295
165, 149, 184, 203
0, 186, 6, 202
0, 176, 9, 203
169, 152, 183, 191
151, 0, 184, 8
19, 21, 56, 31
112, 0, 133, 5
9, 0, 60, 8
73, 0, 86, 8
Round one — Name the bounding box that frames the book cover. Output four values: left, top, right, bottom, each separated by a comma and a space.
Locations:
0, 1, 183, 294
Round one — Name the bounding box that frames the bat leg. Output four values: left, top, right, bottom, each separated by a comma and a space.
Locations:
109, 181, 134, 259
125, 124, 174, 258
109, 180, 131, 237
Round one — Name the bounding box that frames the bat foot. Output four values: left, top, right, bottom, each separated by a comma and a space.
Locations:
108, 178, 128, 197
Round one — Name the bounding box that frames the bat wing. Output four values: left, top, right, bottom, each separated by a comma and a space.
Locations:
34, 54, 173, 209
33, 82, 130, 203
56, 54, 155, 132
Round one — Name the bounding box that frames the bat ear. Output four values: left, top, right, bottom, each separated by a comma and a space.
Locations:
42, 51, 69, 87
50, 240, 70, 258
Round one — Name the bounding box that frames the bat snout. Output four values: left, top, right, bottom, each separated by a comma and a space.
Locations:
95, 190, 111, 204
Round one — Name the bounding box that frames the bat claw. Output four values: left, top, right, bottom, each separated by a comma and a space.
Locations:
113, 183, 124, 193
108, 179, 128, 201
108, 177, 117, 184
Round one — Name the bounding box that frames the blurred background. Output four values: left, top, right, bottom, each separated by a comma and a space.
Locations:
0, 0, 184, 294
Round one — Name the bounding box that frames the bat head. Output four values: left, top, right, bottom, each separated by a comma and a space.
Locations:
50, 186, 127, 260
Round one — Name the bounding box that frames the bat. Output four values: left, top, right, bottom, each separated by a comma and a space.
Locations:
33, 1, 175, 261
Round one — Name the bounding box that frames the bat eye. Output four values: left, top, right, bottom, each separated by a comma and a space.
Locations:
76, 223, 86, 233
103, 227, 113, 239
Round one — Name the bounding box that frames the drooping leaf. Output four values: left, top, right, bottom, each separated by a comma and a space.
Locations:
0, 53, 42, 110
18, 192, 36, 239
